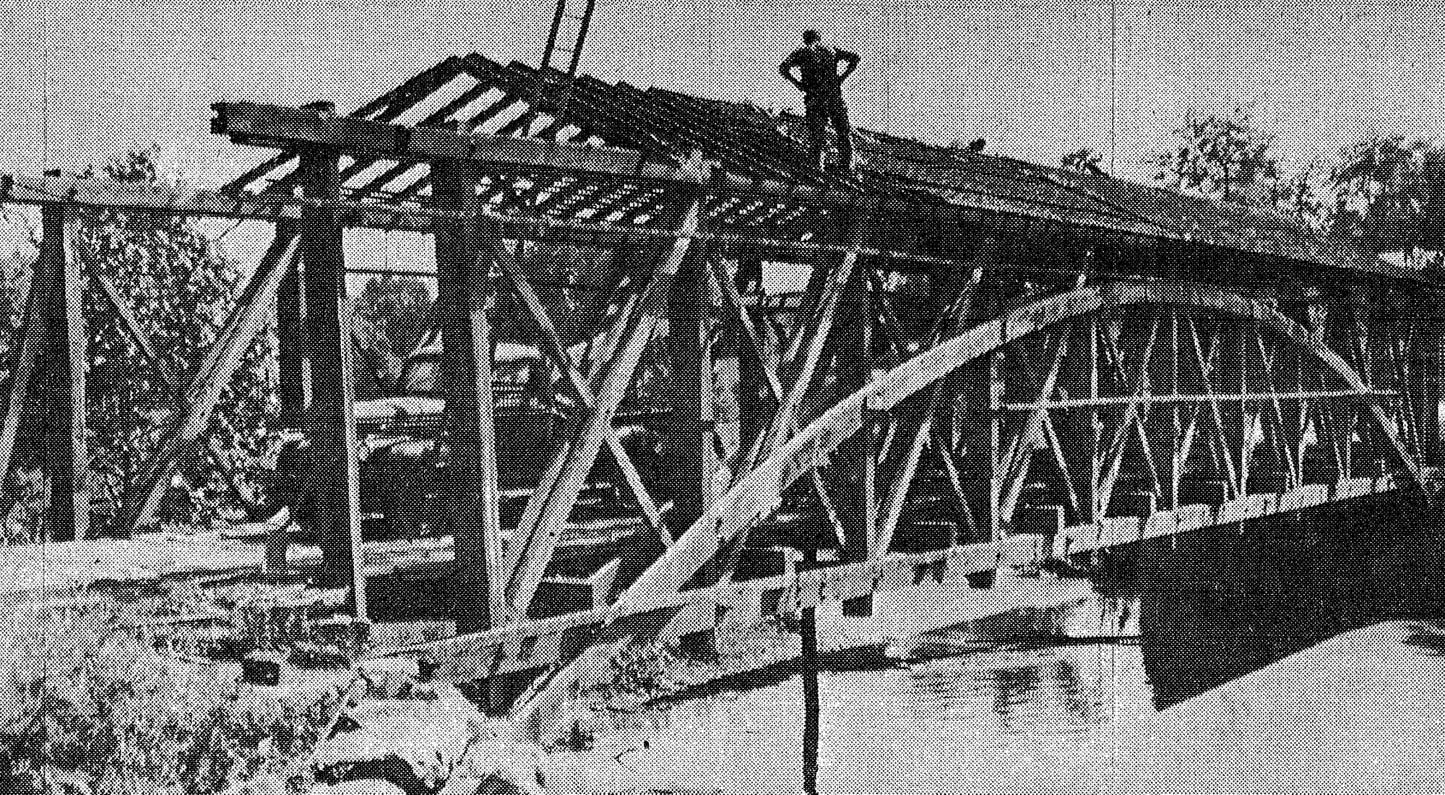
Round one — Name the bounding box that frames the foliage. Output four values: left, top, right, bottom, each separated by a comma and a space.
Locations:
351, 275, 432, 360
1325, 135, 1445, 266
0, 593, 339, 795
1060, 148, 1104, 175
3, 149, 277, 538
1148, 106, 1280, 204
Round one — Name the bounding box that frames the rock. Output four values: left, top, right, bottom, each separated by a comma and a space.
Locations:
313, 692, 482, 794
440, 733, 551, 795
357, 657, 422, 699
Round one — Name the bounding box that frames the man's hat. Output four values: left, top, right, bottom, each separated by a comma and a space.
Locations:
803, 29, 820, 43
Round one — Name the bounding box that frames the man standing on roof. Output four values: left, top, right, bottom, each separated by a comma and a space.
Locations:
780, 30, 859, 172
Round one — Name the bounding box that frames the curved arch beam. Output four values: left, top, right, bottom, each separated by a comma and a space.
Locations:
614, 280, 1422, 612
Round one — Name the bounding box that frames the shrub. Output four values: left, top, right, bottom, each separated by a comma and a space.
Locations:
0, 594, 339, 795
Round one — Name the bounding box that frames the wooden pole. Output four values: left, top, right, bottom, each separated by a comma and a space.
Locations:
1412, 311, 1444, 467
834, 273, 875, 615
0, 257, 51, 504
300, 148, 366, 619
41, 205, 87, 542
433, 159, 504, 635
116, 233, 299, 534
734, 258, 769, 451
276, 220, 308, 426
664, 246, 719, 530
801, 544, 820, 795
500, 191, 705, 624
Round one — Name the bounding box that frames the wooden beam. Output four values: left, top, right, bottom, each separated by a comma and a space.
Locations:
874, 261, 986, 557
1000, 332, 1070, 521
300, 149, 366, 619
40, 205, 87, 541
1186, 319, 1242, 498
748, 244, 862, 471
486, 239, 670, 548
1096, 314, 1161, 517
729, 258, 772, 451
433, 160, 505, 635
86, 267, 181, 389
664, 246, 719, 530
500, 191, 706, 624
116, 233, 300, 534
832, 274, 876, 563
708, 256, 844, 565
0, 260, 50, 500
276, 237, 308, 426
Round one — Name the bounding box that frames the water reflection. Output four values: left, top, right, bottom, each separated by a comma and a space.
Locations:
586, 490, 1443, 793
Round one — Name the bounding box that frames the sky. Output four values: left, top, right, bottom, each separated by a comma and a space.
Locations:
0, 0, 1441, 266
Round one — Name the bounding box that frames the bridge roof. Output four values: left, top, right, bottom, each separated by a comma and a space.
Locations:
221, 55, 1380, 276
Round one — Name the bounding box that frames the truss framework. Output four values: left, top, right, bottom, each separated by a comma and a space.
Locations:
0, 56, 1437, 741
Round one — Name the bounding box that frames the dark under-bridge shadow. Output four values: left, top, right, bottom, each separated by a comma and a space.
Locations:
1130, 489, 1445, 710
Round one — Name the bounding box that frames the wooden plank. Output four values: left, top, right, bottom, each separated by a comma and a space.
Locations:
874, 263, 986, 556
433, 160, 504, 634
116, 233, 301, 534
664, 246, 719, 529
750, 245, 861, 468
86, 267, 180, 389
276, 242, 308, 426
299, 150, 366, 620
998, 388, 1400, 410
487, 240, 669, 547
41, 206, 87, 541
500, 192, 706, 624
213, 101, 710, 187
832, 274, 877, 572
0, 261, 49, 498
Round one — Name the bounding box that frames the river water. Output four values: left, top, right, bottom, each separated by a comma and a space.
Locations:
570, 491, 1445, 793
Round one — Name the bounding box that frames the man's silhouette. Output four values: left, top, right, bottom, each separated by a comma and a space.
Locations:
780, 30, 859, 172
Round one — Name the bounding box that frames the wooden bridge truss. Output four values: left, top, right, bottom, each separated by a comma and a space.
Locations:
0, 56, 1441, 734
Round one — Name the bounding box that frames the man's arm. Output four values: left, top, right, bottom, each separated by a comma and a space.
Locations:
836, 49, 860, 81
779, 52, 805, 91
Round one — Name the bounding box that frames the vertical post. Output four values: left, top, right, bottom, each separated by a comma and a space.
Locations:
300, 148, 366, 620
988, 350, 1003, 544
665, 247, 719, 530
1218, 321, 1247, 497
1061, 320, 1099, 526
41, 205, 87, 542
1412, 311, 1445, 467
433, 159, 504, 636
1088, 316, 1101, 523
276, 220, 308, 427
835, 273, 875, 616
1169, 310, 1182, 508
735, 258, 769, 451
800, 544, 820, 795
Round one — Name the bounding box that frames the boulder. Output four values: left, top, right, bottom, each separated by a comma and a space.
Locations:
313, 690, 482, 794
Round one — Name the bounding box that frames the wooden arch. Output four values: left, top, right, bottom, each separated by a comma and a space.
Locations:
614, 279, 1424, 611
